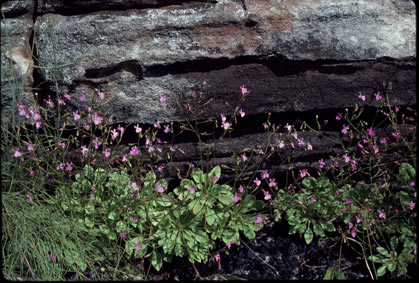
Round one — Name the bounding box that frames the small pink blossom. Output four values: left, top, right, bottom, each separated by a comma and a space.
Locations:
409, 201, 415, 210
393, 131, 401, 139
239, 108, 245, 117
351, 230, 356, 238
373, 144, 379, 154
356, 215, 362, 223
336, 112, 342, 120
49, 253, 57, 261
378, 209, 386, 219
131, 182, 139, 190
56, 162, 64, 170
119, 231, 127, 239
285, 123, 292, 131
136, 243, 142, 250
73, 110, 81, 121
306, 142, 313, 151
103, 148, 111, 158
97, 89, 104, 100
238, 185, 245, 194
90, 193, 94, 200
154, 121, 161, 129
26, 194, 33, 203
256, 215, 263, 223
264, 190, 272, 200
117, 124, 124, 134
130, 146, 139, 156
134, 124, 142, 133
351, 159, 357, 170
367, 127, 375, 137
345, 199, 351, 205
341, 124, 349, 135
254, 177, 261, 186
262, 170, 270, 179
358, 92, 366, 101
58, 141, 66, 150
223, 121, 232, 130
111, 129, 119, 140
318, 159, 325, 169
343, 154, 351, 163
333, 161, 340, 168
27, 143, 34, 152
187, 186, 196, 194
214, 253, 220, 262
380, 138, 387, 144
240, 85, 248, 95
80, 93, 87, 102
310, 197, 316, 203
122, 155, 128, 162
164, 124, 170, 133
357, 142, 364, 149
64, 93, 71, 101
159, 93, 167, 102
226, 242, 232, 249
278, 140, 285, 149
233, 193, 241, 203
83, 123, 90, 130
374, 91, 382, 101
268, 178, 277, 188
242, 154, 248, 162
263, 122, 268, 129
80, 145, 88, 157
155, 185, 165, 193
29, 170, 35, 176
299, 169, 308, 178
65, 162, 73, 172
91, 112, 103, 125
92, 137, 102, 149
348, 222, 353, 229
57, 97, 65, 106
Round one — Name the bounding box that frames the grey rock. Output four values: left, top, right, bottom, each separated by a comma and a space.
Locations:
1, 15, 35, 118
1, 0, 34, 17
32, 0, 416, 124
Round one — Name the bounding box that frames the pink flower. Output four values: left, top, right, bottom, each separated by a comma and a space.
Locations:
187, 186, 196, 194
29, 170, 35, 176
333, 161, 340, 168
299, 169, 308, 178
81, 145, 88, 157
93, 113, 104, 126
256, 215, 263, 223
351, 230, 356, 238
306, 142, 313, 151
318, 159, 325, 169
27, 143, 34, 152
268, 178, 277, 188
80, 93, 87, 102
56, 162, 64, 170
226, 242, 232, 249
92, 137, 102, 149
345, 199, 351, 205
351, 159, 357, 170
111, 129, 119, 140
254, 177, 261, 186
336, 113, 342, 120
409, 201, 415, 210
310, 197, 316, 203
97, 89, 104, 100
136, 243, 142, 250
117, 124, 124, 134
242, 154, 248, 162
134, 124, 142, 133
374, 91, 382, 101
164, 124, 170, 133
278, 140, 285, 149
240, 85, 248, 95
341, 124, 349, 135
122, 155, 128, 162
131, 182, 138, 190
343, 154, 351, 163
90, 193, 94, 200
49, 253, 57, 261
159, 93, 167, 102
73, 110, 81, 121
223, 121, 232, 130
26, 194, 33, 203
285, 123, 292, 131
65, 162, 73, 172
358, 92, 366, 101
356, 215, 362, 223
103, 148, 111, 158
264, 190, 272, 200
373, 144, 379, 154
154, 185, 165, 193
57, 97, 65, 106
238, 185, 244, 194
239, 108, 245, 117
13, 148, 22, 158
379, 138, 387, 144
64, 93, 71, 101
130, 146, 139, 156
154, 121, 161, 129
378, 209, 386, 219
297, 139, 305, 147
233, 193, 241, 203
357, 142, 364, 149
214, 253, 220, 262
367, 127, 375, 137
262, 170, 269, 179
119, 231, 127, 239
83, 123, 90, 131
393, 131, 401, 139
348, 221, 353, 229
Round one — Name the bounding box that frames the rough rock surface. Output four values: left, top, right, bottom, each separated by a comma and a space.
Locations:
32, 0, 416, 124
0, 0, 34, 18
1, 15, 35, 117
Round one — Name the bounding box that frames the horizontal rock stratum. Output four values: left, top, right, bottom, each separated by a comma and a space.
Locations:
29, 0, 416, 124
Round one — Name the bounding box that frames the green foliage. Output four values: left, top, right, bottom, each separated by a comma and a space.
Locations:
57, 165, 265, 271
323, 267, 346, 280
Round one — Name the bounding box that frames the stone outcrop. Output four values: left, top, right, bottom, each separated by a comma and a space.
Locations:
1, 14, 34, 117
31, 0, 416, 124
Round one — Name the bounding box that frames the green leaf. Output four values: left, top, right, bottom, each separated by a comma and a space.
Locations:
390, 236, 399, 250
304, 227, 314, 244
323, 267, 346, 280
192, 169, 204, 184
108, 211, 117, 220
387, 263, 396, 273
376, 247, 390, 257
376, 265, 387, 277
209, 166, 221, 181
302, 177, 318, 190
151, 250, 163, 271
195, 230, 207, 244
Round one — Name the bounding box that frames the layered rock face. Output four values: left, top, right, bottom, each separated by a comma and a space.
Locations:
1, 0, 416, 177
